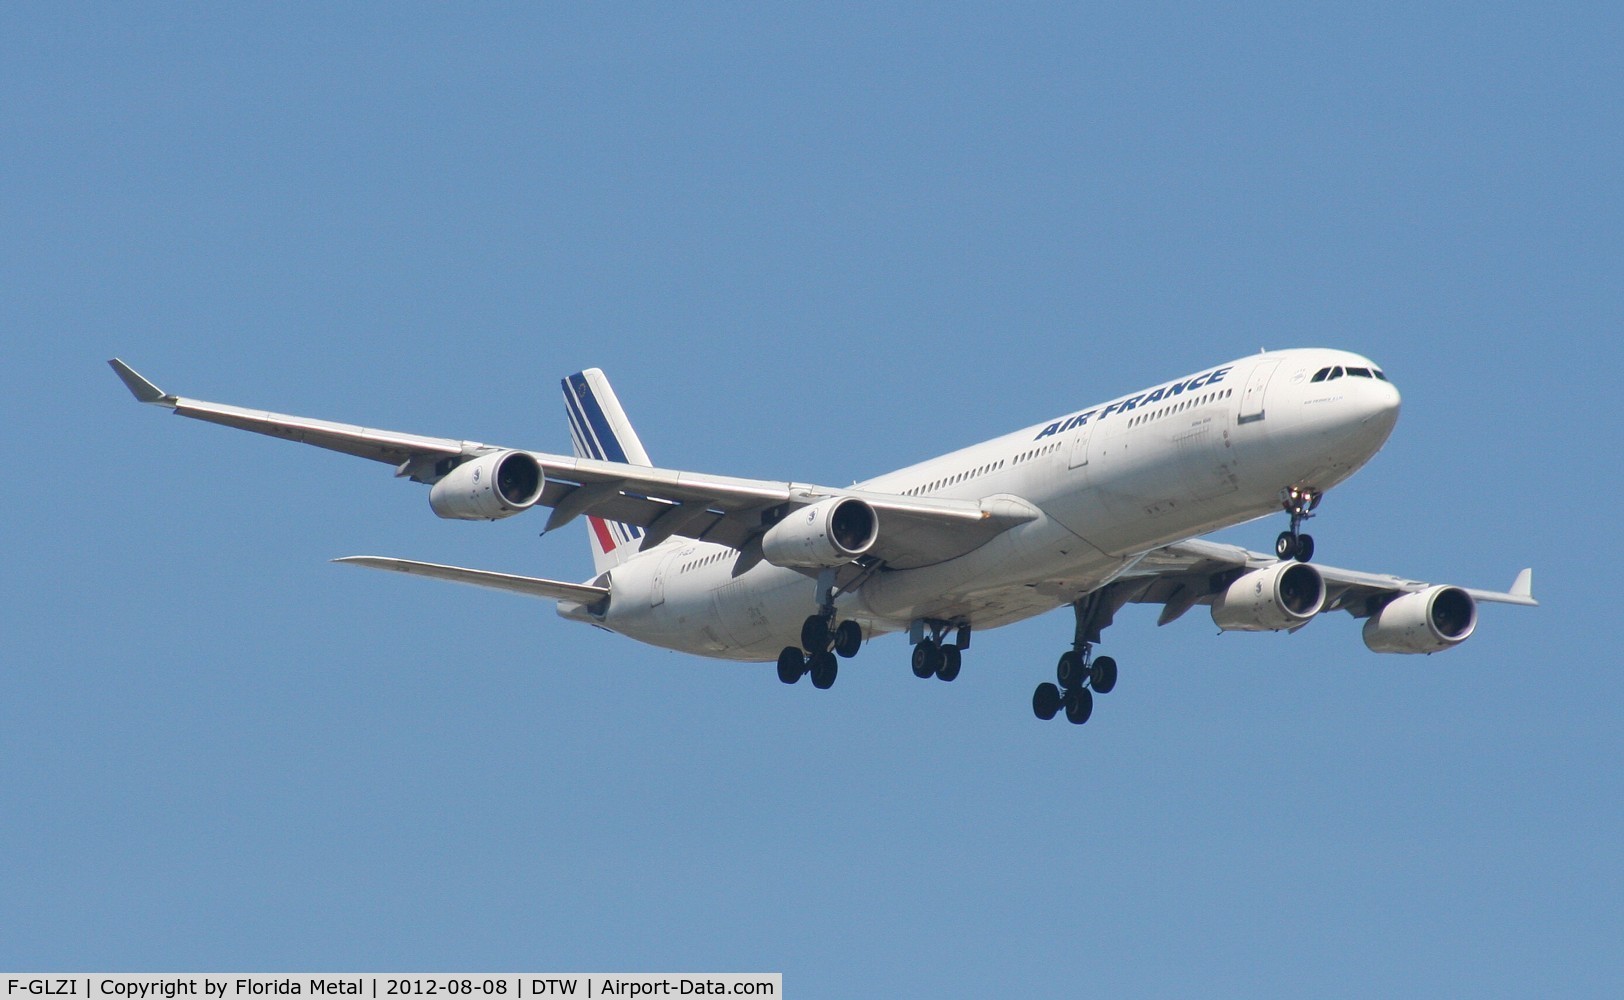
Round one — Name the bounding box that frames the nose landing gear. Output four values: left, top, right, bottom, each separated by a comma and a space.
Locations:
1276, 486, 1322, 562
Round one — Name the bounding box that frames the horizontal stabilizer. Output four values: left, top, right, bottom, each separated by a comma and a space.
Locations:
335, 556, 609, 609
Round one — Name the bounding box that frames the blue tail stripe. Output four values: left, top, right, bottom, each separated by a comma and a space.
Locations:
567, 373, 631, 465
561, 375, 643, 545
562, 391, 599, 461
561, 380, 603, 461
564, 388, 631, 547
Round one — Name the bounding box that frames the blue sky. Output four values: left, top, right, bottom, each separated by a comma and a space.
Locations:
4, 4, 1619, 995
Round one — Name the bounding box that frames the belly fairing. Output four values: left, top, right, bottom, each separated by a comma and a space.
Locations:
857, 511, 1119, 622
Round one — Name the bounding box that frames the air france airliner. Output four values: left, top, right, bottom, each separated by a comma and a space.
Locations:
110, 349, 1535, 725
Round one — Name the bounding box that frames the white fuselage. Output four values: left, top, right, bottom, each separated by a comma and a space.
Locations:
567, 348, 1402, 660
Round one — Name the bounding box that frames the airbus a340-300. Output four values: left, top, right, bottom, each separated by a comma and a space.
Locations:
111, 349, 1535, 725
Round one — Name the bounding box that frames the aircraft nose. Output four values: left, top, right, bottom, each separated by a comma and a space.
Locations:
1367, 375, 1402, 424
1346, 374, 1402, 448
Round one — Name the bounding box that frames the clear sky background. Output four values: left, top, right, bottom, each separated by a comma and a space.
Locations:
4, 4, 1619, 996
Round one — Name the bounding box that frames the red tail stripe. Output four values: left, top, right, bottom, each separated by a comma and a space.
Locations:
588, 515, 617, 553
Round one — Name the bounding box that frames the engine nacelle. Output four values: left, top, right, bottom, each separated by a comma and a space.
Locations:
1210, 561, 1326, 632
761, 497, 879, 569
1362, 585, 1477, 654
428, 450, 545, 521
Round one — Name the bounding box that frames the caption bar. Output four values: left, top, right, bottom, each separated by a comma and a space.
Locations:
2, 977, 779, 1000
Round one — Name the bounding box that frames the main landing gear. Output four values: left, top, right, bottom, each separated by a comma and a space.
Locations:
1275, 486, 1322, 563
1033, 590, 1121, 725
776, 575, 866, 690
909, 621, 970, 683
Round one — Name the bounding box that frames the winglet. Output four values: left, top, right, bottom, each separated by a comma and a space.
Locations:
107, 358, 175, 406
1509, 568, 1533, 600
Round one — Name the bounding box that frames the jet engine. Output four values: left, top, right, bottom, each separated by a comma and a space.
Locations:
761, 497, 879, 569
428, 450, 545, 521
1362, 586, 1477, 654
1210, 561, 1326, 632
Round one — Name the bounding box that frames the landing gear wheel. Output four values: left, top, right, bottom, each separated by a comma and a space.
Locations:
800, 615, 830, 653
833, 619, 862, 658
1064, 687, 1094, 725
1056, 651, 1087, 688
1090, 655, 1117, 694
911, 640, 940, 679
1033, 682, 1061, 721
809, 651, 838, 689
936, 644, 962, 682
776, 647, 805, 685
1278, 487, 1322, 563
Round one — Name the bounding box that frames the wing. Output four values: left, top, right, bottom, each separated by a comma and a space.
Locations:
1111, 536, 1536, 625
110, 360, 1034, 569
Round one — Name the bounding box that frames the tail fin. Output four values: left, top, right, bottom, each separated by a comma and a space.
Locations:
561, 369, 652, 574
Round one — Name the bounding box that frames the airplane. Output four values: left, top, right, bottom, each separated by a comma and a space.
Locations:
109, 348, 1536, 725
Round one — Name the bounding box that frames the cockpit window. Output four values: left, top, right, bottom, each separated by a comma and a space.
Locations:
1346, 367, 1372, 378
1373, 369, 1388, 381
1329, 366, 1344, 380
1311, 367, 1330, 382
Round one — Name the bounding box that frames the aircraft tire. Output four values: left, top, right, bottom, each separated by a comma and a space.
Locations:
1033, 682, 1061, 720
1090, 655, 1117, 694
1056, 651, 1086, 688
801, 615, 830, 653
1064, 687, 1093, 725
809, 651, 838, 689
777, 647, 805, 684
1276, 532, 1296, 560
911, 641, 938, 679
1295, 534, 1315, 562
833, 619, 862, 658
937, 644, 962, 682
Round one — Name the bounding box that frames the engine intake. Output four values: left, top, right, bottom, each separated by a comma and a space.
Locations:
761, 497, 879, 569
1362, 585, 1477, 654
1210, 562, 1326, 632
429, 450, 545, 521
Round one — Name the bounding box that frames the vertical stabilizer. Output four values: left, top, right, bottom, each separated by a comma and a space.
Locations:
561, 369, 652, 574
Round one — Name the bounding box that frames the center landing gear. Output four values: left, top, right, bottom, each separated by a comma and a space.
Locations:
1275, 486, 1322, 563
909, 621, 970, 682
1033, 589, 1122, 725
